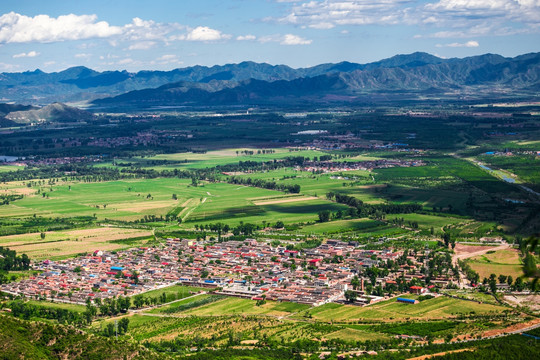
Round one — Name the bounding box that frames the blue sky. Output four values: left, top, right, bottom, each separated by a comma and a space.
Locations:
0, 0, 539, 72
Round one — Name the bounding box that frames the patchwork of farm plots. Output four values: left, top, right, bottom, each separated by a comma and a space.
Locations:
0, 227, 153, 260
101, 292, 509, 345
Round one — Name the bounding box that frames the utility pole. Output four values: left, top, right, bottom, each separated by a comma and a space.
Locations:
115, 319, 118, 340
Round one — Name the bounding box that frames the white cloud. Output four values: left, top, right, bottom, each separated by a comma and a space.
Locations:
0, 12, 232, 49
128, 41, 156, 50
273, 1, 413, 28
155, 54, 183, 65
259, 33, 312, 45
12, 50, 39, 58
157, 54, 177, 61
0, 62, 20, 71
117, 58, 134, 65
281, 34, 312, 45
0, 12, 122, 43
122, 17, 184, 42
436, 40, 479, 47
309, 22, 335, 29
237, 34, 257, 41
185, 26, 231, 41
272, 0, 540, 37
74, 53, 91, 58
43, 61, 56, 67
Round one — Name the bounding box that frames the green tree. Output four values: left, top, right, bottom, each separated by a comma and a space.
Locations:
350, 275, 360, 290
489, 273, 497, 294
344, 290, 357, 303
318, 210, 331, 223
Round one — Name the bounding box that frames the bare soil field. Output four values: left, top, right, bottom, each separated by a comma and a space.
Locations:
503, 294, 540, 311
113, 200, 175, 212
0, 187, 36, 195
407, 349, 473, 360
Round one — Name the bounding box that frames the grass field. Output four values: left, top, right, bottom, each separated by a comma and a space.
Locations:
139, 148, 327, 170
26, 300, 87, 313
0, 164, 23, 173
296, 218, 385, 234
293, 295, 504, 322
138, 285, 207, 302
0, 177, 350, 228
180, 297, 310, 317
467, 249, 524, 279
0, 227, 153, 260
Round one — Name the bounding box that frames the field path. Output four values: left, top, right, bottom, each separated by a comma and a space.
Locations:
453, 243, 511, 263
452, 243, 511, 287
180, 197, 207, 222
406, 349, 472, 360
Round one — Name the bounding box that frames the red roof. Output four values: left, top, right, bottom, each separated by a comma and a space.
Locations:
410, 286, 423, 290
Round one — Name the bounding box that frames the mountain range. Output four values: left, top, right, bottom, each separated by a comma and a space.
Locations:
1, 52, 539, 107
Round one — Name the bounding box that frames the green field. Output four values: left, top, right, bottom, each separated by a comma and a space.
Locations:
293, 295, 504, 322
138, 284, 208, 302
139, 148, 327, 170
296, 218, 385, 234
181, 297, 310, 317
467, 249, 524, 280
26, 300, 87, 313
0, 176, 353, 229
0, 164, 23, 173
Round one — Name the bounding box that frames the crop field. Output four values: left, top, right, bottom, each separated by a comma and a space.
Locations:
233, 170, 379, 203
0, 177, 351, 229
143, 148, 327, 170
293, 295, 505, 322
180, 297, 310, 317
391, 213, 469, 231
187, 190, 348, 227
0, 164, 23, 173
146, 293, 215, 314
467, 249, 524, 279
138, 285, 208, 302
26, 300, 87, 313
296, 218, 385, 234
374, 156, 515, 193
478, 154, 540, 190
0, 227, 153, 260
119, 313, 387, 345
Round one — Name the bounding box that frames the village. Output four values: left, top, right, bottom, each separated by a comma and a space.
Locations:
1, 237, 457, 307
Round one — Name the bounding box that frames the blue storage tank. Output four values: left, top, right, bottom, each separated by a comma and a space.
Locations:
397, 297, 416, 304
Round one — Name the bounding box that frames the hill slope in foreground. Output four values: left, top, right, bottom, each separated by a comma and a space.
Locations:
0, 315, 157, 360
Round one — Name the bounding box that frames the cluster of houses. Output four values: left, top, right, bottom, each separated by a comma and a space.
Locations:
297, 159, 426, 173
1, 238, 454, 306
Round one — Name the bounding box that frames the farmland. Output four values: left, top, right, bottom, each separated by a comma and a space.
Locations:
0, 227, 153, 260
467, 249, 524, 280
0, 103, 539, 360
293, 295, 505, 322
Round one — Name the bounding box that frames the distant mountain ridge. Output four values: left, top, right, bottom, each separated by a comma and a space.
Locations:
1, 52, 539, 105
93, 52, 540, 108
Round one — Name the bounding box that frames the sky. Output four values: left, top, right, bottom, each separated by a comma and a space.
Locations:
0, 0, 539, 72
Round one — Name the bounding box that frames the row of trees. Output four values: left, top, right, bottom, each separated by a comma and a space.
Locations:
228, 176, 301, 193
8, 300, 89, 326
326, 191, 422, 218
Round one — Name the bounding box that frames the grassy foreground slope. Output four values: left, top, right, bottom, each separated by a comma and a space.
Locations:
0, 314, 159, 360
